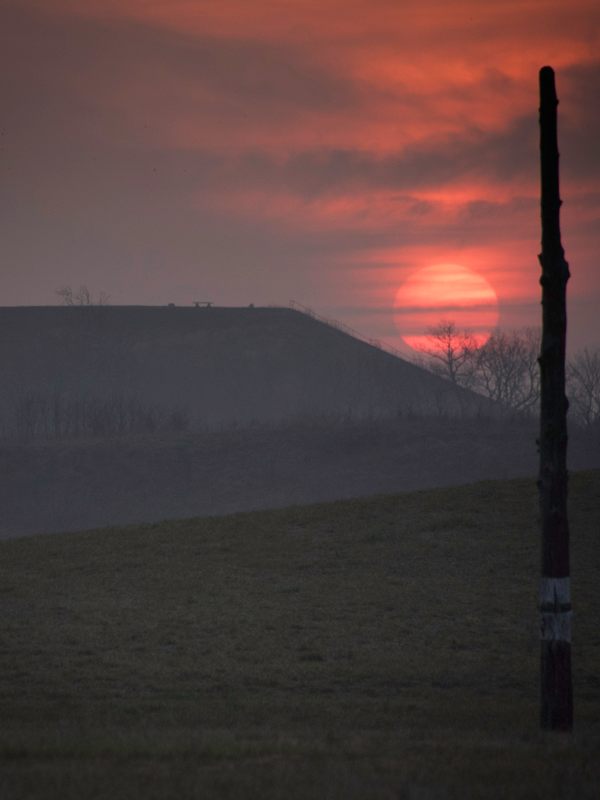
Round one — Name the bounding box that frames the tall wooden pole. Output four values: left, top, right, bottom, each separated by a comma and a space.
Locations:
538, 66, 573, 731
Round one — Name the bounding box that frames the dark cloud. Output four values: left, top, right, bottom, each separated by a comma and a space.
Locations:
3, 3, 595, 206
0, 3, 364, 303
154, 115, 539, 201
0, 2, 358, 150
559, 62, 600, 180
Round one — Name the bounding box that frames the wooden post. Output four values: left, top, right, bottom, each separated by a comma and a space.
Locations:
538, 66, 573, 731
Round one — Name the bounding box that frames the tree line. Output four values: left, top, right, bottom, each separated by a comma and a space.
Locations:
415, 321, 600, 428
2, 392, 190, 442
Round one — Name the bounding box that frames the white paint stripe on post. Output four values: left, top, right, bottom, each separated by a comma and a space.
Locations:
541, 611, 572, 643
540, 577, 572, 643
540, 576, 571, 605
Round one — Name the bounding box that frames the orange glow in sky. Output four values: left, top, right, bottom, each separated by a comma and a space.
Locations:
394, 264, 499, 350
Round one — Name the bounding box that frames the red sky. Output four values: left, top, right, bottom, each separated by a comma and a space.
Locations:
2, 0, 599, 351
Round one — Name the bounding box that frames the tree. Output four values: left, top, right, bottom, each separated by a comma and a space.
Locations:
415, 321, 542, 415
567, 347, 600, 428
474, 328, 540, 414
56, 285, 109, 306
416, 320, 478, 388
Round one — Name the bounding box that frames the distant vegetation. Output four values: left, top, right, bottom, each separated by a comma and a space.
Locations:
568, 347, 600, 427
415, 321, 600, 428
5, 392, 189, 442
55, 284, 110, 306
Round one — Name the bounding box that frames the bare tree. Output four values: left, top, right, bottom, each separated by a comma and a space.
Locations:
56, 285, 110, 306
567, 347, 600, 428
416, 320, 478, 387
415, 321, 543, 415
474, 328, 540, 414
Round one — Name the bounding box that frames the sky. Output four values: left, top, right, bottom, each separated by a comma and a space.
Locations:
2, 0, 599, 352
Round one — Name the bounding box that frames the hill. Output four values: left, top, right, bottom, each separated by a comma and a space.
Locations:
2, 305, 598, 539
0, 304, 492, 433
1, 471, 599, 799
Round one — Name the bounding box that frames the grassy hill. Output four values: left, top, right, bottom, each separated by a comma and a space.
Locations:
0, 304, 492, 432
1, 471, 599, 798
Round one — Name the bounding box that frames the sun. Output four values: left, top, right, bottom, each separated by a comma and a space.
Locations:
394, 263, 499, 351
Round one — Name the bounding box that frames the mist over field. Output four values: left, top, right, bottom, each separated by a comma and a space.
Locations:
1, 304, 598, 538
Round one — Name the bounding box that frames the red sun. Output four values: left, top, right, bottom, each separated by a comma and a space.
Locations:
394, 263, 499, 351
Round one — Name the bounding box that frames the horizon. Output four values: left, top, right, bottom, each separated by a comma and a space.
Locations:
0, 299, 588, 360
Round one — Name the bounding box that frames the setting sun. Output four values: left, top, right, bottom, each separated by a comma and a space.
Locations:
394, 263, 499, 351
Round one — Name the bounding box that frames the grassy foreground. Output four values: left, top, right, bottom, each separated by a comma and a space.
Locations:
1, 471, 599, 799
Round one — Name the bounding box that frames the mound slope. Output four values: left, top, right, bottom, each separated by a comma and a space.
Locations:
0, 305, 492, 429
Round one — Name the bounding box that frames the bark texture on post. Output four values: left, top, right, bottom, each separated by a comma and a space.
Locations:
538, 65, 573, 731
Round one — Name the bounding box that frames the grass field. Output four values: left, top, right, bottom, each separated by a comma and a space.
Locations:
1, 471, 599, 798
